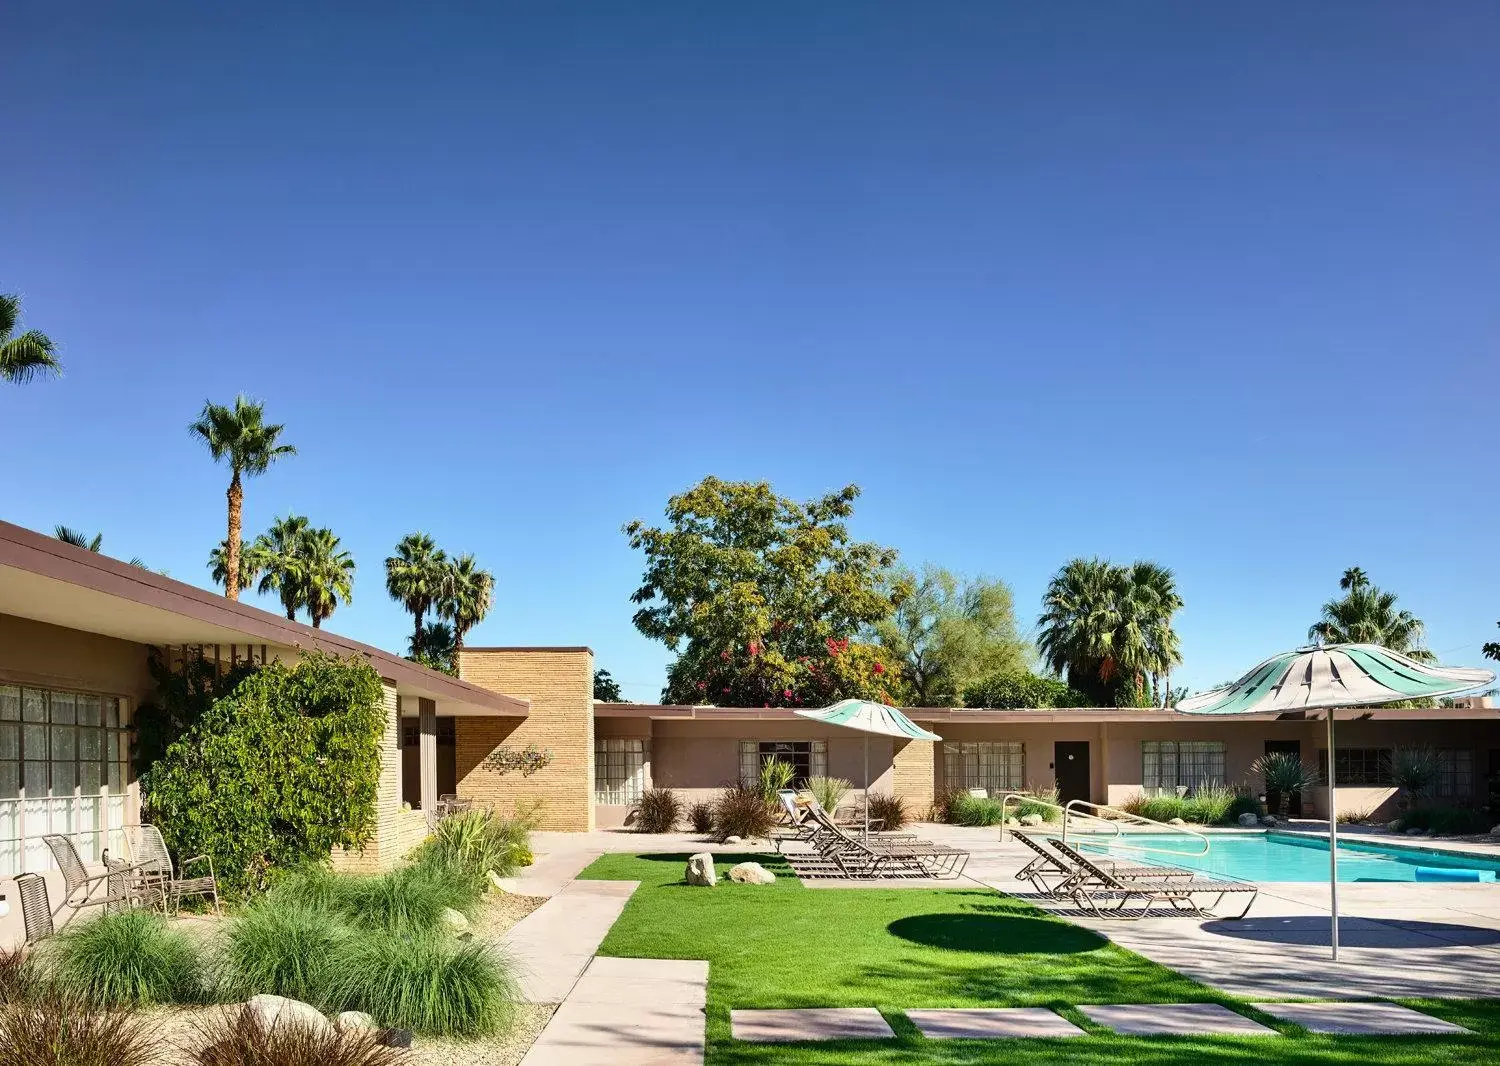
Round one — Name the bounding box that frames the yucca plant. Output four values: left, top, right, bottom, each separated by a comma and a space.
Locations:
757, 757, 796, 802
1249, 751, 1322, 818
188, 1007, 404, 1066
47, 909, 204, 1008
1389, 746, 1442, 812
806, 776, 851, 814
635, 788, 682, 833
0, 996, 153, 1066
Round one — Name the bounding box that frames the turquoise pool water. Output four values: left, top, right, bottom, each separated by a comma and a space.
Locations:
1073, 832, 1500, 883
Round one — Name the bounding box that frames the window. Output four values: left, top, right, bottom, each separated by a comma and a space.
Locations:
943, 742, 1025, 796
1, 684, 130, 876
1319, 748, 1391, 786
1142, 741, 1225, 793
1435, 749, 1474, 798
594, 737, 646, 805
738, 740, 828, 788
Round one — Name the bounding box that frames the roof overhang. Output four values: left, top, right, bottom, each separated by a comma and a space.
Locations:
0, 520, 528, 718
594, 703, 1500, 724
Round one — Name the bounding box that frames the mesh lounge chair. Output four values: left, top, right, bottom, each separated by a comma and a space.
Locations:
14, 872, 54, 946
802, 803, 969, 879
1012, 831, 1192, 898
44, 834, 162, 920
124, 824, 221, 915
1048, 837, 1258, 920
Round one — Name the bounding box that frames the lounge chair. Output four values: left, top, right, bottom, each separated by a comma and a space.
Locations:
44, 834, 163, 920
13, 872, 54, 946
125, 824, 221, 915
802, 803, 969, 879
1048, 837, 1258, 920
1012, 831, 1192, 898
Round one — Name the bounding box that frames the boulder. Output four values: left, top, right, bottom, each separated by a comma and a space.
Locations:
728, 861, 776, 885
1004, 817, 1019, 828
440, 907, 470, 933
1019, 813, 1044, 827
378, 1028, 414, 1049
487, 870, 508, 893
1238, 813, 1260, 827
1260, 816, 1278, 828
1167, 818, 1187, 826
685, 852, 717, 886
245, 995, 332, 1037
335, 1011, 377, 1033
723, 835, 744, 845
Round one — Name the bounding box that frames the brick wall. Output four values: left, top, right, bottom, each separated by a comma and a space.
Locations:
332, 682, 428, 871
454, 648, 594, 831
892, 738, 936, 817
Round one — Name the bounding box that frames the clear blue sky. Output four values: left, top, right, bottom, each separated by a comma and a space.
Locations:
3, 3, 1497, 702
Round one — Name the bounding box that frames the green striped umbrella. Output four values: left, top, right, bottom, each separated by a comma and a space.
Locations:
795, 700, 942, 837
1178, 643, 1494, 960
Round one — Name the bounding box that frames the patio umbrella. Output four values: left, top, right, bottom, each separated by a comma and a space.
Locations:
794, 699, 942, 837
1176, 643, 1493, 961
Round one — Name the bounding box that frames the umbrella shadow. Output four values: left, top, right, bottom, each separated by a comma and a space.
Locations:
1202, 914, 1500, 948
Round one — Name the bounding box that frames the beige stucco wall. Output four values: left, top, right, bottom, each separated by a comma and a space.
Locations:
456, 648, 594, 831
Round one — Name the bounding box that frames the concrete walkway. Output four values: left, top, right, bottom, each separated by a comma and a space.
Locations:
501, 879, 641, 1003
520, 957, 709, 1065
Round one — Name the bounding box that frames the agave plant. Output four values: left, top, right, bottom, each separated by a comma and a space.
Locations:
1248, 751, 1322, 818
757, 758, 796, 802
1389, 746, 1442, 812
805, 776, 851, 814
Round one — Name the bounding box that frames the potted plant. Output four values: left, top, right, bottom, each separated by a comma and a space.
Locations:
1249, 751, 1322, 819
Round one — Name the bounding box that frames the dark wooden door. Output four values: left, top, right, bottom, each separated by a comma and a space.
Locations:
1264, 740, 1302, 817
1054, 742, 1091, 805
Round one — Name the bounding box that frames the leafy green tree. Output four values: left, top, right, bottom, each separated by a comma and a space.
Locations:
872, 564, 1028, 706
189, 396, 296, 601
409, 621, 457, 675
385, 533, 448, 654
301, 526, 356, 629
1309, 568, 1434, 661
625, 477, 904, 706
593, 668, 623, 702
1037, 558, 1184, 706
208, 538, 261, 594
438, 552, 495, 651
0, 293, 61, 385
1484, 623, 1499, 663
961, 671, 1090, 709
254, 515, 312, 620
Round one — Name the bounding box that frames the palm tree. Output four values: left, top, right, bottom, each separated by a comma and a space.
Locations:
385, 533, 448, 653
1125, 561, 1184, 707
302, 527, 356, 629
438, 553, 495, 652
409, 620, 457, 674
188, 396, 295, 601
0, 293, 61, 385
208, 538, 263, 594
1309, 569, 1434, 661
254, 515, 312, 620
55, 526, 103, 552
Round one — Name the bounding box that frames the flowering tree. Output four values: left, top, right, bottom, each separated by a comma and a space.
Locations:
625, 477, 907, 706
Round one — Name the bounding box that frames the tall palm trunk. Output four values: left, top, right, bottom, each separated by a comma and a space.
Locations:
413, 610, 424, 656
225, 472, 244, 600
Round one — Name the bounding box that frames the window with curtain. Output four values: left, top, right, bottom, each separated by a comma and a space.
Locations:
0, 684, 130, 876
738, 740, 828, 788
1141, 740, 1225, 793
942, 741, 1025, 795
594, 737, 646, 805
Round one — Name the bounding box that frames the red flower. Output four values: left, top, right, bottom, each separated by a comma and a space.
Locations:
783, 689, 793, 699
747, 641, 761, 657
872, 662, 886, 675
696, 681, 708, 690
720, 650, 731, 661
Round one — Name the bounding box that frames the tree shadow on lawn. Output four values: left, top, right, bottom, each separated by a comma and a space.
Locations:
888, 912, 1104, 954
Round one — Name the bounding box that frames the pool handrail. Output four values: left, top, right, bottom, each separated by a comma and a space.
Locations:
1062, 798, 1211, 858
995, 793, 1120, 842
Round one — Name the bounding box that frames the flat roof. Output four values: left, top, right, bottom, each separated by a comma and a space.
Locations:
0, 519, 528, 717
595, 702, 1500, 723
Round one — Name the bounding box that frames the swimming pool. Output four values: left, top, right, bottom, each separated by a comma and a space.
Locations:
1072, 832, 1500, 883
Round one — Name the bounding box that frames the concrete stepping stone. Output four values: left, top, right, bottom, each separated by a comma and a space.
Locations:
1253, 1001, 1474, 1035
1079, 1003, 1278, 1036
731, 1008, 895, 1042
907, 1008, 1086, 1039
521, 957, 709, 1065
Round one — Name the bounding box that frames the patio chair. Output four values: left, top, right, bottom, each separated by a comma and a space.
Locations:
126, 824, 221, 915
1011, 831, 1193, 898
802, 803, 970, 879
44, 833, 162, 921
13, 872, 54, 946
1047, 837, 1257, 921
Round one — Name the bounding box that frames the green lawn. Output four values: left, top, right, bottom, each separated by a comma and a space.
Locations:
579, 852, 1500, 1065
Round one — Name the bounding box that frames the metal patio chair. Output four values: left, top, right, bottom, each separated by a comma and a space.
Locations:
13, 872, 54, 946
43, 833, 163, 920
124, 824, 221, 915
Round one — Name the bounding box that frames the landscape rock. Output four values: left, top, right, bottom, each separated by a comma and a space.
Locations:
1004, 817, 1019, 828
440, 907, 470, 933
377, 1028, 414, 1049
686, 852, 717, 886
723, 835, 744, 844
1405, 827, 1427, 836
335, 1011, 376, 1032
1019, 813, 1044, 827
1386, 819, 1403, 831
728, 861, 776, 885
245, 995, 332, 1036
1260, 816, 1278, 827
487, 870, 508, 893
1238, 813, 1260, 827
1168, 818, 1187, 826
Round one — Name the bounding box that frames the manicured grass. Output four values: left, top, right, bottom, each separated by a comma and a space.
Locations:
579, 852, 1500, 1065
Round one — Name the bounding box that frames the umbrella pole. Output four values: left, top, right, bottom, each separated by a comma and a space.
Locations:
1328, 709, 1340, 962
863, 735, 870, 840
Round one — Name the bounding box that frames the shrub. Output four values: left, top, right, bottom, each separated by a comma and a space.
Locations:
961, 672, 1091, 709
411, 808, 532, 888
1399, 806, 1491, 836
757, 758, 795, 801
1337, 805, 1374, 824
712, 784, 776, 841
947, 792, 1003, 827
48, 910, 203, 1008
806, 776, 851, 814
1248, 751, 1321, 818
0, 997, 153, 1066
141, 653, 387, 897
187, 1007, 403, 1066
687, 801, 715, 834
1228, 794, 1265, 823
635, 788, 682, 833
867, 793, 908, 831
1122, 786, 1245, 826
269, 864, 476, 937
0, 948, 34, 1005
222, 899, 347, 1003
1014, 785, 1061, 822
323, 931, 516, 1037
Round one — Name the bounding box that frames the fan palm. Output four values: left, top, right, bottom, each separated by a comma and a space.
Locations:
410, 620, 457, 674
189, 396, 296, 601
254, 515, 313, 620
208, 538, 262, 594
0, 293, 61, 385
55, 526, 103, 552
1309, 569, 1434, 662
301, 527, 356, 628
386, 533, 448, 653
438, 553, 495, 652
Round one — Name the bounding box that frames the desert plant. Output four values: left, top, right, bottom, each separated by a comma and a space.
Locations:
0, 948, 34, 1005
1337, 805, 1374, 824
0, 997, 153, 1066
412, 807, 533, 888
269, 864, 476, 937
1398, 805, 1491, 836
1228, 793, 1265, 823
757, 757, 796, 801
1122, 784, 1246, 826
806, 776, 851, 814
712, 784, 777, 841
48, 910, 203, 1008
187, 1007, 403, 1066
1249, 751, 1322, 818
1389, 746, 1442, 811
946, 792, 1004, 827
222, 899, 348, 1003
1013, 785, 1061, 822
687, 801, 715, 834
866, 792, 908, 831
323, 930, 516, 1038
635, 788, 682, 833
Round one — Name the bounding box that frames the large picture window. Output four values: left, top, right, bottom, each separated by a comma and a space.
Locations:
1142, 741, 1225, 793
1434, 749, 1474, 798
943, 741, 1025, 796
739, 740, 828, 788
0, 684, 130, 876
1319, 748, 1391, 786
594, 737, 646, 805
